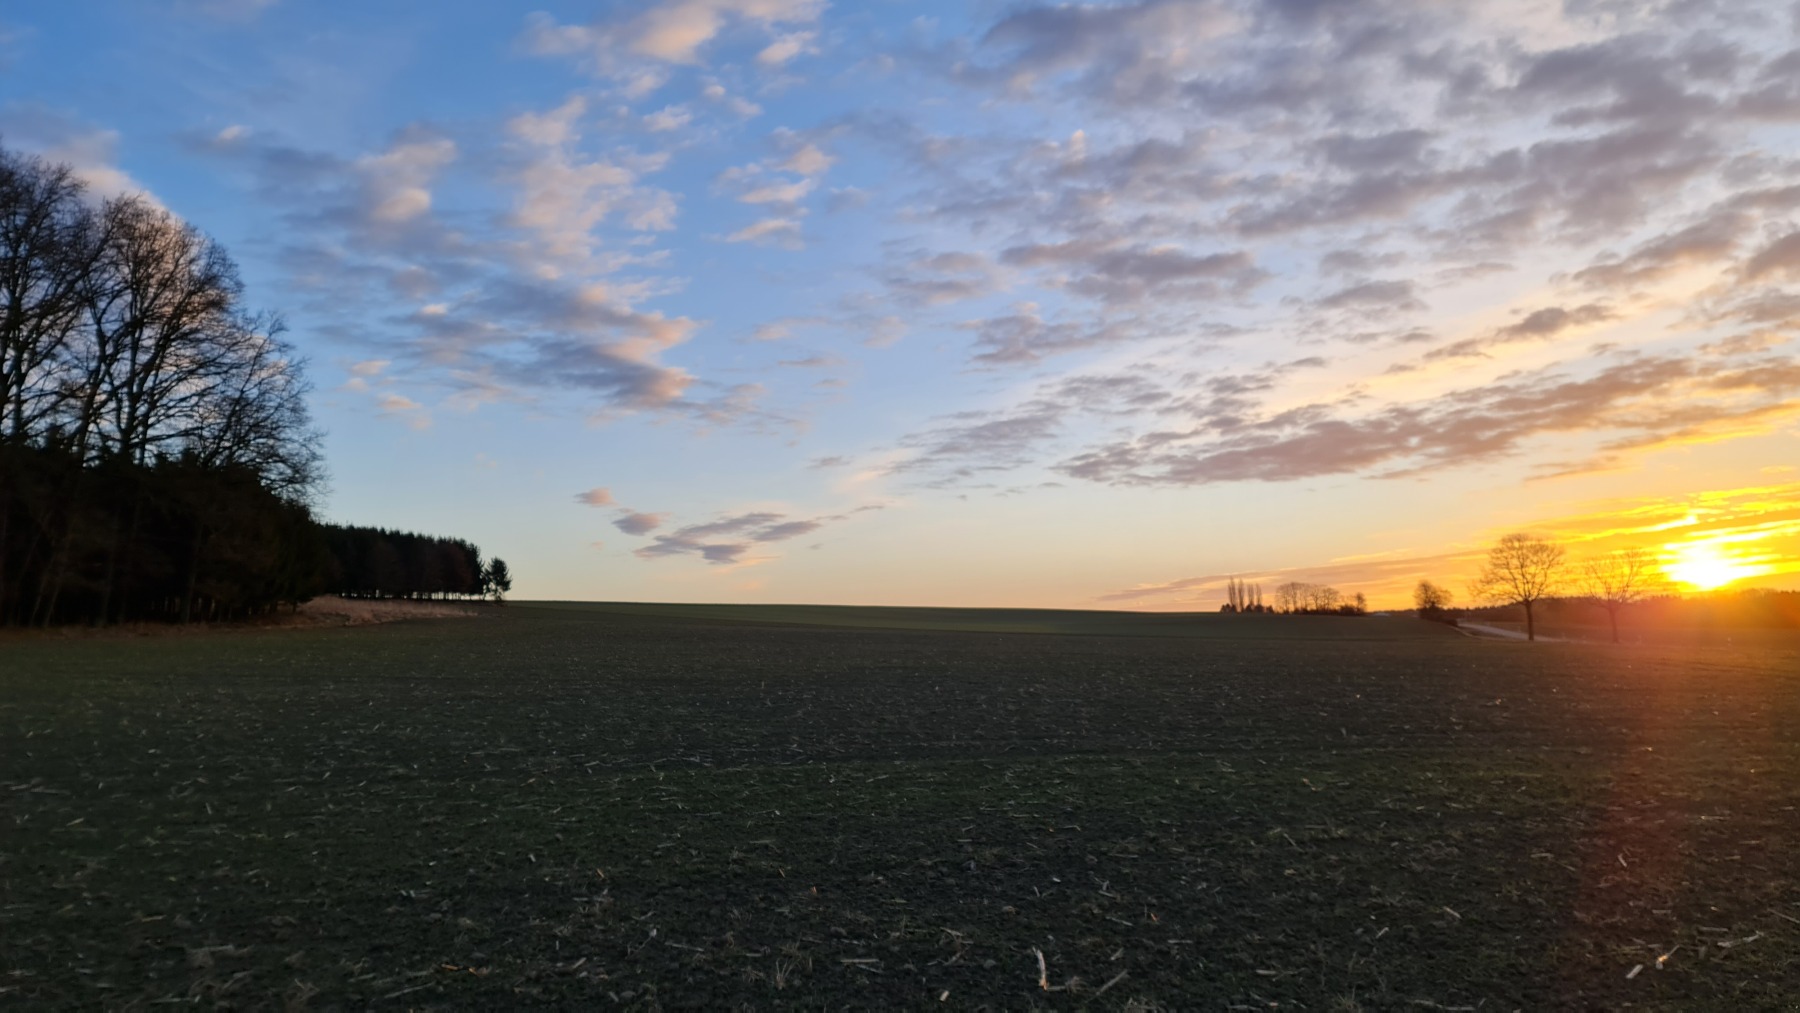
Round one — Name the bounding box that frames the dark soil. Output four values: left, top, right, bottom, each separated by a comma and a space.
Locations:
3, 604, 1798, 1010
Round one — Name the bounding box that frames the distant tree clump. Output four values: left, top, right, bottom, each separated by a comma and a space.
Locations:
1220, 577, 1266, 613
318, 525, 487, 601
1470, 533, 1567, 641
1414, 580, 1454, 620
1272, 580, 1366, 615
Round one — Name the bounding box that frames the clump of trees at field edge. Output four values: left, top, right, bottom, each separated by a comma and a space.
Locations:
1218, 576, 1367, 615
321, 525, 511, 601
1, 143, 508, 625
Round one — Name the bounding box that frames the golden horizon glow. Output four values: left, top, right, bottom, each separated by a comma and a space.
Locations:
1661, 539, 1769, 592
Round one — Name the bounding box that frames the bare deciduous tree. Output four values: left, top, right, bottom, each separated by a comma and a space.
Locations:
1, 142, 330, 626
75, 196, 242, 466
1275, 581, 1304, 613
183, 314, 323, 498
0, 146, 99, 444
1581, 548, 1661, 644
1470, 533, 1566, 641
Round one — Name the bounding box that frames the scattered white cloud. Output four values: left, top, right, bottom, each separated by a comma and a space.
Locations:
0, 103, 151, 199
701, 81, 762, 117
756, 30, 817, 67
642, 105, 693, 132
521, 0, 826, 72
356, 130, 455, 224
376, 392, 432, 430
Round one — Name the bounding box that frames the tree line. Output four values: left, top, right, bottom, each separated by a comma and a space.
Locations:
320, 525, 510, 601
1, 143, 508, 625
1218, 576, 1368, 615
1414, 533, 1797, 641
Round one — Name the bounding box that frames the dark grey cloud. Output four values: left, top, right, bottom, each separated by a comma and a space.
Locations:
965, 308, 1140, 365
1735, 48, 1800, 120
1056, 350, 1800, 487
806, 0, 1800, 515
1573, 212, 1748, 290
881, 251, 1002, 306
1422, 303, 1616, 362
889, 359, 1332, 484
893, 405, 1066, 482
1316, 129, 1435, 172
999, 239, 1266, 304
1741, 230, 1800, 282
1316, 279, 1423, 312
628, 508, 873, 565
612, 512, 667, 536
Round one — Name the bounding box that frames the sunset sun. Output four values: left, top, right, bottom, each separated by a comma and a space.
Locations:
1664, 541, 1756, 592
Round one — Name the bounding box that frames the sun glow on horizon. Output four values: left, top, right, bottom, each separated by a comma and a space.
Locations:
1662, 539, 1767, 592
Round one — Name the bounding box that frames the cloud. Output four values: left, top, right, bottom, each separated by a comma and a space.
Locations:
376, 392, 431, 430
357, 131, 455, 224
505, 96, 678, 263
882, 251, 1002, 306
709, 133, 836, 249
631, 506, 862, 565
613, 511, 669, 535
1101, 548, 1472, 607
1316, 280, 1424, 313
575, 487, 615, 507
757, 30, 817, 67
0, 103, 150, 199
965, 304, 1139, 365
1573, 211, 1751, 291
723, 216, 803, 247
1422, 303, 1617, 362
999, 239, 1266, 305
191, 121, 708, 420
700, 80, 763, 117
642, 105, 693, 133
1741, 230, 1800, 283
521, 0, 825, 70
1056, 350, 1800, 488
780, 142, 835, 176
886, 361, 1336, 485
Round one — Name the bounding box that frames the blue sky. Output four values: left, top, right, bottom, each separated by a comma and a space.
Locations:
6, 0, 1800, 607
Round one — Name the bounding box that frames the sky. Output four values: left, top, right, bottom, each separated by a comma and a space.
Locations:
4, 0, 1799, 609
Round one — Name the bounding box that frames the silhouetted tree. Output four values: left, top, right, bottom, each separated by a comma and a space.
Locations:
1470, 532, 1566, 641
483, 557, 512, 603
1274, 581, 1303, 613
1225, 576, 1248, 613
0, 142, 510, 627
0, 142, 343, 626
1, 146, 98, 445
1581, 548, 1660, 643
1414, 579, 1453, 617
